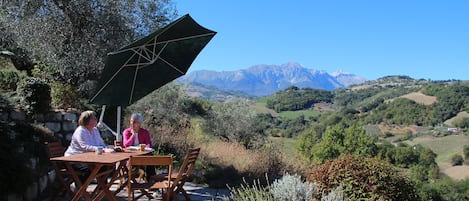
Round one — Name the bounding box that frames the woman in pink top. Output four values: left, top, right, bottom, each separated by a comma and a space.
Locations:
122, 113, 152, 148
122, 113, 154, 182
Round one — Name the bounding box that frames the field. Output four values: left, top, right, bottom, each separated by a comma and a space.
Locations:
445, 111, 469, 126
278, 110, 321, 120
253, 98, 322, 119
404, 135, 469, 180
400, 92, 437, 105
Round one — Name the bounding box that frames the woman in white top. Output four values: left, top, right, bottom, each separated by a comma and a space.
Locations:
65, 110, 106, 156
64, 110, 107, 182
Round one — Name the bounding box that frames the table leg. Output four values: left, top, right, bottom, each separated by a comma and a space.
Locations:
94, 171, 118, 201
71, 163, 100, 201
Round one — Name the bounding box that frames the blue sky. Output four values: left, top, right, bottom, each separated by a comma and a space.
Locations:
175, 1, 468, 80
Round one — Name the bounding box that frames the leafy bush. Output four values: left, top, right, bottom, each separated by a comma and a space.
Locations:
453, 117, 469, 129
0, 69, 26, 91
270, 173, 318, 201
17, 77, 51, 114
0, 91, 13, 113
309, 155, 419, 200
451, 154, 464, 166
50, 82, 80, 109
464, 145, 469, 160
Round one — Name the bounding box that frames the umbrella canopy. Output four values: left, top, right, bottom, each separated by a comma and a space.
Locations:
90, 14, 216, 106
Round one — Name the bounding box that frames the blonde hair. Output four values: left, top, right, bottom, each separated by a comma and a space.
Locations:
78, 110, 96, 126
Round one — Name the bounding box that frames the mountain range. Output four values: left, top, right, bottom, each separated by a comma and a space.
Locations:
178, 62, 367, 96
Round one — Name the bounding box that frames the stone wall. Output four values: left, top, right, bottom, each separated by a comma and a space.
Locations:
1, 109, 80, 141
1, 109, 80, 201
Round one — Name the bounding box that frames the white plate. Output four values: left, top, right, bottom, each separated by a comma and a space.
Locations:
127, 146, 154, 152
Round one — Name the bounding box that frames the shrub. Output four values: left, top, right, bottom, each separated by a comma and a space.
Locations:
50, 82, 80, 109
464, 145, 469, 160
321, 186, 345, 201
228, 178, 276, 201
309, 155, 419, 200
0, 91, 13, 113
0, 69, 26, 92
451, 154, 464, 166
270, 173, 318, 201
17, 77, 51, 114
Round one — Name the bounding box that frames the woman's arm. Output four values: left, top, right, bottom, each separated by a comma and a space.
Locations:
122, 128, 134, 147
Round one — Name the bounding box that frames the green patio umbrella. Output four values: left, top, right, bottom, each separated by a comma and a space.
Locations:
89, 14, 216, 141
90, 14, 216, 106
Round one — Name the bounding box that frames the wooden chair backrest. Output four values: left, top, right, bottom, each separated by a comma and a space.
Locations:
44, 141, 75, 197
129, 155, 173, 166
45, 141, 65, 158
171, 147, 200, 190
180, 147, 200, 177
128, 155, 173, 201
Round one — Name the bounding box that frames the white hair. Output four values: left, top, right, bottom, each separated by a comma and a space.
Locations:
131, 113, 144, 123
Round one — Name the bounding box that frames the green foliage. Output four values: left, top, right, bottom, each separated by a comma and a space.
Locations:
204, 99, 258, 148
464, 145, 469, 159
297, 126, 321, 161
266, 86, 333, 112
16, 77, 51, 114
417, 177, 469, 201
254, 111, 313, 138
278, 109, 320, 120
1, 0, 177, 98
127, 83, 191, 147
50, 82, 80, 109
30, 62, 61, 83
228, 178, 276, 201
0, 91, 13, 113
270, 173, 317, 201
180, 97, 211, 116
333, 82, 414, 108
0, 68, 26, 92
451, 154, 464, 166
364, 98, 434, 126
453, 117, 469, 130
376, 143, 438, 178
430, 83, 469, 123
309, 155, 419, 200
309, 124, 377, 164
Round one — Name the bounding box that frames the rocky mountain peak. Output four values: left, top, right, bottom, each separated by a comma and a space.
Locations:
179, 62, 367, 96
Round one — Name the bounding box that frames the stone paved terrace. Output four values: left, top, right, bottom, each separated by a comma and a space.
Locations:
47, 181, 230, 201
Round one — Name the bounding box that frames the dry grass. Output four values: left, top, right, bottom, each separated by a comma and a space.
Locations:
378, 124, 425, 135
445, 111, 469, 126
405, 135, 469, 180
202, 141, 270, 175
442, 165, 469, 180
149, 117, 311, 187
400, 92, 437, 105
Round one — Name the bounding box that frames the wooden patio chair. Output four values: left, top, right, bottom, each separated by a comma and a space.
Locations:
151, 147, 201, 201
44, 141, 75, 199
128, 155, 173, 201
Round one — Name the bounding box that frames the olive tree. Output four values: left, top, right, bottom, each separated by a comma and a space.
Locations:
204, 99, 258, 148
126, 83, 191, 150
0, 0, 177, 97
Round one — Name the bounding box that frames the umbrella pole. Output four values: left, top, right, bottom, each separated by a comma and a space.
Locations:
117, 106, 122, 142
99, 105, 106, 123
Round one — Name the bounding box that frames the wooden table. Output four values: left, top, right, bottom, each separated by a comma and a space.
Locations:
51, 149, 151, 201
